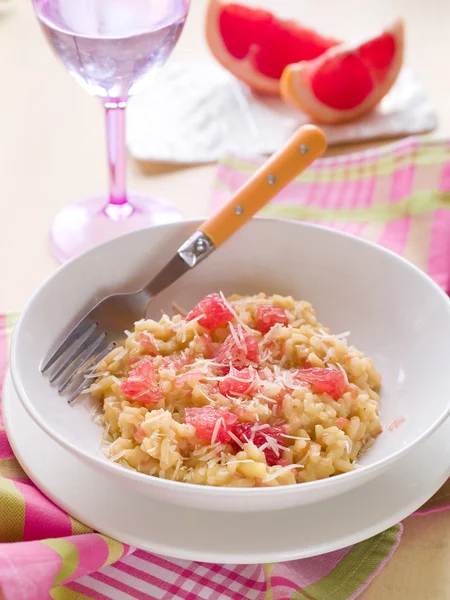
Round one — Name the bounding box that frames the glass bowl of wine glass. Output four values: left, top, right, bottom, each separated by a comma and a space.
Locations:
32, 0, 191, 263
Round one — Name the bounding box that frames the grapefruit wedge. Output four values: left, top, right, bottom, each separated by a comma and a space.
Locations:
205, 0, 340, 95
280, 19, 405, 123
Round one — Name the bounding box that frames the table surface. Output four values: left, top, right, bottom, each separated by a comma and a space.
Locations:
1, 0, 450, 597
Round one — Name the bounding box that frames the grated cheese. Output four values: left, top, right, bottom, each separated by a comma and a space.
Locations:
228, 430, 244, 449
316, 329, 350, 342
80, 386, 95, 395
260, 348, 275, 363
228, 365, 257, 384
262, 463, 304, 483
236, 324, 248, 351
198, 446, 224, 462
173, 314, 203, 343
322, 347, 335, 365
172, 301, 188, 317
265, 435, 280, 457
93, 414, 103, 426
211, 417, 225, 445
219, 291, 254, 333
290, 319, 306, 327
110, 450, 129, 462
128, 357, 147, 370
281, 371, 309, 392
232, 297, 269, 306
193, 443, 224, 456
202, 375, 227, 382
196, 386, 216, 404
336, 363, 350, 386
134, 389, 152, 400
193, 358, 229, 371
84, 371, 109, 379
229, 322, 245, 351
252, 423, 270, 431
254, 393, 277, 405
111, 347, 128, 364
163, 440, 170, 466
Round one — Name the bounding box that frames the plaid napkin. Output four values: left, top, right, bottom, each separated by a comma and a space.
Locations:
212, 137, 450, 292
2, 136, 450, 600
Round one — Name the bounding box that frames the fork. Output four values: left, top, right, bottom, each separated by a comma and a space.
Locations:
41, 125, 327, 404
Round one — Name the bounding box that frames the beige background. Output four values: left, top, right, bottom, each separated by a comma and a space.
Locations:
0, 0, 449, 597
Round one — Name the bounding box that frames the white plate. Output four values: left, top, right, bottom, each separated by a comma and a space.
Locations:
4, 371, 450, 564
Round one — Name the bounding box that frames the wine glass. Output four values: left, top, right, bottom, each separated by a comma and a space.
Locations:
32, 0, 191, 263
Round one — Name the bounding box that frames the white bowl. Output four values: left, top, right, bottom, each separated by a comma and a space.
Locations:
11, 218, 450, 512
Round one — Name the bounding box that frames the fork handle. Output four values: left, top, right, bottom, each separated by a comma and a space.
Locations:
198, 125, 327, 248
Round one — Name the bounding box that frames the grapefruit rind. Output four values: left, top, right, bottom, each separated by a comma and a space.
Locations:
206, 0, 280, 94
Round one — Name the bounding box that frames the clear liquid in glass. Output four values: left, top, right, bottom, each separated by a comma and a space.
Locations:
34, 0, 189, 99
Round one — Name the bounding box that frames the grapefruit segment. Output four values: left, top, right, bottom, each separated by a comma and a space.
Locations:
255, 305, 289, 334
184, 406, 238, 443
206, 0, 340, 95
234, 422, 286, 466
214, 328, 260, 368
280, 19, 404, 123
186, 292, 234, 330
120, 361, 163, 404
295, 368, 347, 400
218, 366, 257, 397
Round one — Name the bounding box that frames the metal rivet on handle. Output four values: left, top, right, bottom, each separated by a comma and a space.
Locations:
299, 144, 309, 154
195, 239, 209, 253
235, 205, 244, 215
267, 175, 276, 185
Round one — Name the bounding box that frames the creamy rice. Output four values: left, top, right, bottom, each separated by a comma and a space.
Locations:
88, 293, 382, 487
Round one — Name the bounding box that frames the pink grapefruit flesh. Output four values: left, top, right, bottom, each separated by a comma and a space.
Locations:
206, 0, 340, 95
280, 19, 404, 123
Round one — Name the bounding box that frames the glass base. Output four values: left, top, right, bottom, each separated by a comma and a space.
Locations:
49, 193, 182, 263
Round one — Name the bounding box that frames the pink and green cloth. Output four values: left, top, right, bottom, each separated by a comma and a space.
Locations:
1, 136, 450, 599
212, 136, 450, 292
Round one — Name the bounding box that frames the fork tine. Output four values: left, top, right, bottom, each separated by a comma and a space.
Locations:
58, 332, 108, 393
41, 320, 94, 374
49, 324, 99, 383
66, 342, 116, 405
66, 378, 93, 406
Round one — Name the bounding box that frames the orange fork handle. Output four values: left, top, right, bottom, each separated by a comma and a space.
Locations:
199, 124, 327, 248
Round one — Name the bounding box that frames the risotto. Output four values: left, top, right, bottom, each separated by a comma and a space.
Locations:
87, 293, 382, 487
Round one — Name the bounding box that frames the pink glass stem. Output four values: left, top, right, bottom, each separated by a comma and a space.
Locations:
104, 101, 134, 219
